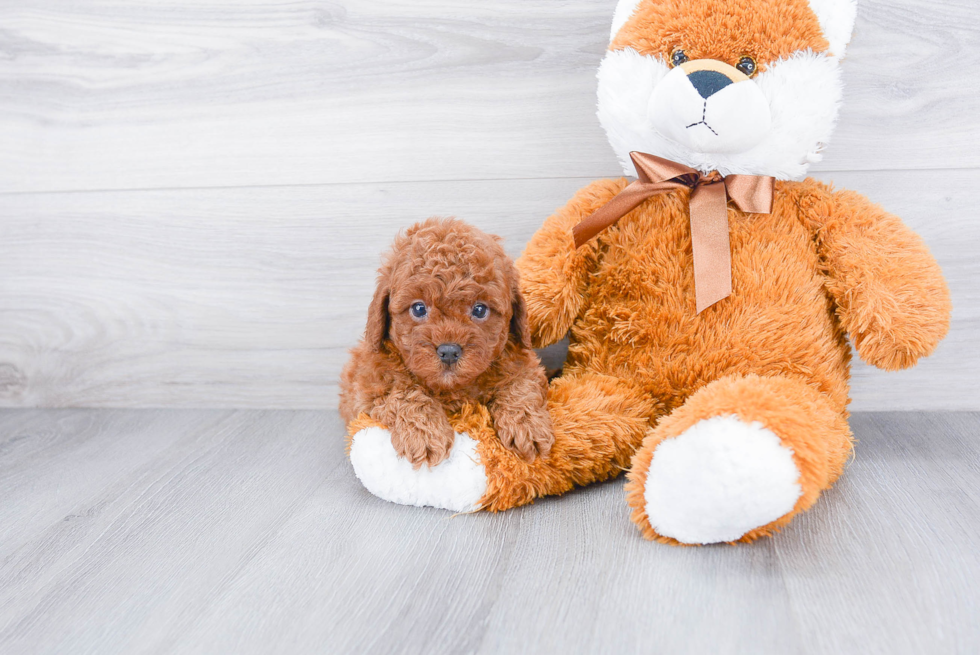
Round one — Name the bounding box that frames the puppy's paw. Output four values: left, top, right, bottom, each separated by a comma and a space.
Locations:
390, 412, 456, 469
492, 403, 555, 462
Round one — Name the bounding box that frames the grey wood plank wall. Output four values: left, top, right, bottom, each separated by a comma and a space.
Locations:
1, 1, 977, 409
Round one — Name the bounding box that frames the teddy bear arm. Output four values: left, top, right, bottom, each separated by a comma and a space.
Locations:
516, 178, 628, 348
815, 188, 951, 371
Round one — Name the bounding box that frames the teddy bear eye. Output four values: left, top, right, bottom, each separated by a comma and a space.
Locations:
670, 49, 689, 68
471, 303, 489, 320
736, 56, 757, 77
410, 302, 427, 318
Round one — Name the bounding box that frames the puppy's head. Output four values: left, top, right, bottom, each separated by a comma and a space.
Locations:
599, 0, 857, 180
365, 217, 528, 391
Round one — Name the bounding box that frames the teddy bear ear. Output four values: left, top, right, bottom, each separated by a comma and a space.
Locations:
609, 0, 642, 43
808, 0, 858, 60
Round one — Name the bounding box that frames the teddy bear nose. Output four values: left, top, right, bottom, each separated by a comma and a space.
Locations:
436, 343, 462, 365
687, 70, 733, 99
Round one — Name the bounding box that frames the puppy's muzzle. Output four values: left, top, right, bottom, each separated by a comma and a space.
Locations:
436, 343, 462, 366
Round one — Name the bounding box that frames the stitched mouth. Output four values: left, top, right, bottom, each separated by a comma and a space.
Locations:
686, 101, 718, 136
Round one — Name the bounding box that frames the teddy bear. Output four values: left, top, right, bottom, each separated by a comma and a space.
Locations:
344, 0, 951, 545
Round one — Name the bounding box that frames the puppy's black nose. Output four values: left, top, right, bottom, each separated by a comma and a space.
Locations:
687, 70, 733, 99
436, 343, 462, 365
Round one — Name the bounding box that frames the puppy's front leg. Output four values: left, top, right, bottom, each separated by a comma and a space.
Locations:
489, 364, 554, 462
372, 380, 456, 469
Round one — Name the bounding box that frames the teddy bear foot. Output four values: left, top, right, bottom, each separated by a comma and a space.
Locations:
640, 415, 802, 544
626, 374, 854, 545
348, 426, 488, 512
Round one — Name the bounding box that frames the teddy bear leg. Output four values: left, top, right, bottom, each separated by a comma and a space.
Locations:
347, 422, 490, 513
478, 371, 659, 511
625, 374, 853, 545
346, 371, 657, 513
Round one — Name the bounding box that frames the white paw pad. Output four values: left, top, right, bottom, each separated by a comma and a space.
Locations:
644, 415, 803, 544
348, 427, 488, 512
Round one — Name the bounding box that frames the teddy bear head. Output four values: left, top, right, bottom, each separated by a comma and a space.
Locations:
597, 0, 857, 180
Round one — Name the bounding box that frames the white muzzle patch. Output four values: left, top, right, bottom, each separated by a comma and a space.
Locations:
649, 64, 772, 155
598, 48, 845, 180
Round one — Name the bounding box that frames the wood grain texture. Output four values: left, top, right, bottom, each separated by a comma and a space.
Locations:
1, 170, 975, 410
0, 0, 977, 409
0, 0, 978, 194
1, 409, 978, 654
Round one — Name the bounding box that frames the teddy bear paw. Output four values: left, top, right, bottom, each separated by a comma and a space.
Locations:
348, 427, 488, 512
643, 415, 803, 544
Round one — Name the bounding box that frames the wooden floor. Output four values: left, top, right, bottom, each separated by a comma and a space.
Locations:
0, 410, 977, 654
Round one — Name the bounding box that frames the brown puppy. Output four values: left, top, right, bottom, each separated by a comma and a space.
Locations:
340, 218, 554, 468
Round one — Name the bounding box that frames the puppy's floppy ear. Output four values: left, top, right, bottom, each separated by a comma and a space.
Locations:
509, 286, 531, 350
364, 276, 390, 352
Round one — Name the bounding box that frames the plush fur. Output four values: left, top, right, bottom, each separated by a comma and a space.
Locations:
348, 425, 488, 512
512, 173, 948, 543
508, 0, 950, 543
598, 7, 846, 179
340, 218, 554, 468
641, 413, 804, 544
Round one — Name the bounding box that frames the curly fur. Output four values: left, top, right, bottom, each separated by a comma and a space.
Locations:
339, 218, 554, 468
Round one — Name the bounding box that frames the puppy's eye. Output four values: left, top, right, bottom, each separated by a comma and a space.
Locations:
670, 49, 689, 68
471, 303, 489, 320
736, 56, 757, 77
410, 302, 427, 319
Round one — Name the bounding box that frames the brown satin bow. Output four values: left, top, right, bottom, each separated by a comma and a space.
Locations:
572, 152, 774, 313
